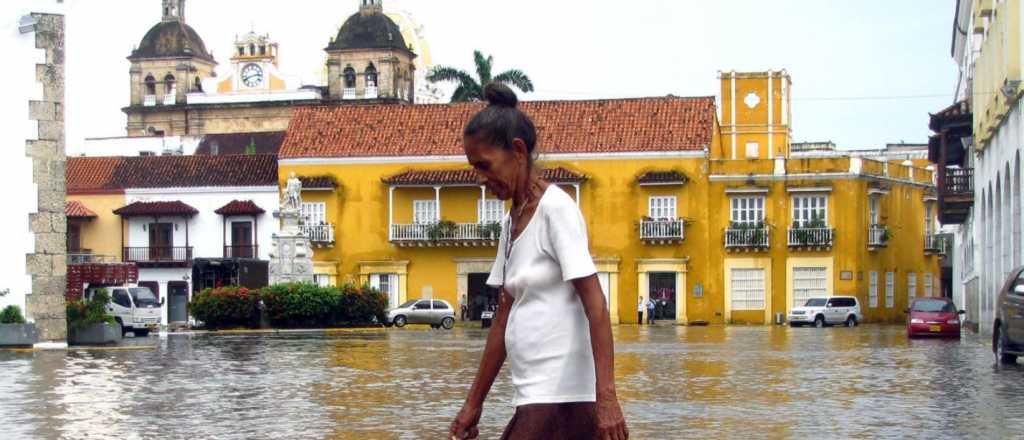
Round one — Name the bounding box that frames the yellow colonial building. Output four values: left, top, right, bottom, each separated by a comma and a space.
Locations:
278, 70, 943, 325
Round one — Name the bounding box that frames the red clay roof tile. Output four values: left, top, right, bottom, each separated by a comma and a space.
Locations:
214, 200, 266, 216
382, 167, 586, 186
65, 200, 97, 218
280, 97, 715, 159
113, 200, 199, 217
67, 154, 278, 194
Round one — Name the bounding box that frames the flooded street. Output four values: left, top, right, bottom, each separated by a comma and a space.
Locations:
2, 325, 1023, 439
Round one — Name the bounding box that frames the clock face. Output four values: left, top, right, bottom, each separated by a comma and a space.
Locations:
241, 63, 264, 88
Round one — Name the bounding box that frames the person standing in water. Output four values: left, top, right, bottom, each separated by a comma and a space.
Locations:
449, 83, 628, 440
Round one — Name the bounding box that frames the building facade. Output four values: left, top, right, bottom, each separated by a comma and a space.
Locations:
66, 154, 279, 325
278, 71, 942, 325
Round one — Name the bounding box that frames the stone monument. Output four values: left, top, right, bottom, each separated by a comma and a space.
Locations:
269, 172, 314, 284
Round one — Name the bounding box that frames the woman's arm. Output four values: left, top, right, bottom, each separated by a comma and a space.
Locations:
573, 274, 629, 440
450, 289, 514, 440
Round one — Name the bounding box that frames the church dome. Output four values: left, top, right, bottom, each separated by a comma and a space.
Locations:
130, 20, 215, 62
326, 11, 412, 54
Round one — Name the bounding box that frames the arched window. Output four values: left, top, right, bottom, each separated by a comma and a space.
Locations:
144, 74, 156, 95
365, 64, 378, 87
238, 46, 245, 56
194, 77, 203, 93
343, 67, 356, 88
249, 44, 255, 56
164, 74, 176, 96
259, 45, 266, 55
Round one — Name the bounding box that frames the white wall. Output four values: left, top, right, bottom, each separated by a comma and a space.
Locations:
124, 186, 280, 260
81, 135, 202, 157
0, 2, 69, 314
137, 267, 190, 325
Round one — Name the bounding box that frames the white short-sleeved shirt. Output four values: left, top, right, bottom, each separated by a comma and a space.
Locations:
487, 185, 598, 406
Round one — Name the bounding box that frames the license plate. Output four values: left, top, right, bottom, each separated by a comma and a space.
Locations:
929, 325, 941, 332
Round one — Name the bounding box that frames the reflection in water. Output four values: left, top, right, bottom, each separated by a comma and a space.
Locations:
1, 325, 1023, 439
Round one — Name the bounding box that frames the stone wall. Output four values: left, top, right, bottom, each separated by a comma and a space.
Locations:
24, 13, 68, 343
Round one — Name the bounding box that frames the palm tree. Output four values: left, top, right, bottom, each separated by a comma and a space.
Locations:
427, 50, 534, 102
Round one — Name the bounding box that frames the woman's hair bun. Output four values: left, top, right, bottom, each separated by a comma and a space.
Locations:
483, 82, 518, 108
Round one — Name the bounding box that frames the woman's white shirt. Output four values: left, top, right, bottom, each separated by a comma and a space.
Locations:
487, 185, 598, 406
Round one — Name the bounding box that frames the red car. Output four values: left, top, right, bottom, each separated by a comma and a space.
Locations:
906, 297, 964, 338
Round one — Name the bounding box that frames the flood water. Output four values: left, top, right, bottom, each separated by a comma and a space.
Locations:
1, 324, 1023, 439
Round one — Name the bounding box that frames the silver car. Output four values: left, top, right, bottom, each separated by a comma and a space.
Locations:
388, 299, 456, 329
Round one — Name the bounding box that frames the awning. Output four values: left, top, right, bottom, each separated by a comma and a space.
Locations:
382, 167, 587, 186
113, 200, 198, 217
299, 176, 338, 191
214, 200, 266, 216
636, 170, 688, 185
66, 200, 97, 219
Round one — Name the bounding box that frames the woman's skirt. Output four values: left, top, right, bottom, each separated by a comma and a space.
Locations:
499, 402, 597, 440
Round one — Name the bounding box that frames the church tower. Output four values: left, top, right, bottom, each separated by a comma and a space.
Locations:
325, 0, 416, 102
717, 70, 793, 160
216, 31, 287, 93
125, 0, 217, 135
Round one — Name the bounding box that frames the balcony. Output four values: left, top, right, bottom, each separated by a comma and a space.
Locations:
390, 222, 502, 247
67, 251, 116, 264
343, 87, 357, 100
122, 246, 193, 267
163, 93, 176, 106
868, 225, 889, 249
300, 224, 335, 247
724, 226, 770, 251
937, 168, 974, 224
788, 227, 834, 249
925, 234, 948, 255
143, 95, 157, 107
639, 219, 685, 244
224, 245, 259, 259
364, 86, 378, 99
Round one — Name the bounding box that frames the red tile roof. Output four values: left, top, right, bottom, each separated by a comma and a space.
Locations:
65, 200, 97, 218
67, 154, 278, 194
114, 201, 199, 217
382, 167, 586, 186
280, 97, 716, 159
637, 170, 688, 184
214, 200, 267, 216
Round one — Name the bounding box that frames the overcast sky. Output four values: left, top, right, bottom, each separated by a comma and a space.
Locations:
57, 0, 957, 154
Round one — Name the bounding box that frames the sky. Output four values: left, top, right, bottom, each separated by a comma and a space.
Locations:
56, 0, 958, 154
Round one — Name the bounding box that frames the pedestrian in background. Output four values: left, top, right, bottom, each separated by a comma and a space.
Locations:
450, 83, 628, 440
460, 294, 468, 321
647, 297, 656, 325
637, 296, 645, 325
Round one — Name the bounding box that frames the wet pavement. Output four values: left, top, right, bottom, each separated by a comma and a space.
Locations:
1, 324, 1023, 439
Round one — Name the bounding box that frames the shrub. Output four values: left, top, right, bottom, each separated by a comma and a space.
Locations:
66, 289, 115, 331
189, 286, 260, 329
261, 283, 342, 328
0, 305, 26, 324
339, 284, 388, 324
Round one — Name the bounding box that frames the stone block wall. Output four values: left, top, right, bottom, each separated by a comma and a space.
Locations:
24, 13, 68, 343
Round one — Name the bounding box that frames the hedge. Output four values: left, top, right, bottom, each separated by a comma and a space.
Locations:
0, 305, 25, 324
66, 289, 115, 331
189, 286, 260, 329
192, 283, 388, 329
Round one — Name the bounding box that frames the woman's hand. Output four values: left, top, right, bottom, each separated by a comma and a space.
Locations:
449, 403, 482, 440
596, 394, 628, 440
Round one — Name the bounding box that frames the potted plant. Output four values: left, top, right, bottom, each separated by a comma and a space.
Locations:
480, 221, 502, 239
0, 304, 37, 347
427, 220, 458, 241
67, 289, 121, 345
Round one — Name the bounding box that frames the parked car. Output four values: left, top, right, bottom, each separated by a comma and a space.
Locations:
906, 297, 963, 338
994, 267, 1024, 363
788, 296, 862, 328
387, 299, 456, 329
85, 285, 163, 337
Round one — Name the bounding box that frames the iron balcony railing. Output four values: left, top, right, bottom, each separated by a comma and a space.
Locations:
725, 226, 770, 249
122, 246, 192, 264
868, 225, 888, 247
639, 219, 685, 241
390, 223, 502, 242
925, 234, 948, 253
300, 224, 335, 244
788, 227, 835, 247
67, 251, 116, 264
224, 245, 258, 259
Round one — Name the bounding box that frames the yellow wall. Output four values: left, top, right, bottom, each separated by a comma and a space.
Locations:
973, 0, 1021, 147
67, 194, 126, 260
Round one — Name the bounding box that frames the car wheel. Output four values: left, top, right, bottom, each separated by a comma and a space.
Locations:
115, 319, 126, 336
814, 315, 825, 328
845, 315, 857, 327
134, 329, 150, 337
393, 315, 407, 328
996, 326, 1018, 364
788, 322, 799, 328
441, 317, 454, 330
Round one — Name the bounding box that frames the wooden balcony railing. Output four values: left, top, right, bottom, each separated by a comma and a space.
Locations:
940, 168, 973, 195
788, 227, 834, 248
224, 245, 258, 259
639, 219, 684, 243
724, 227, 770, 250
868, 225, 889, 248
122, 246, 192, 266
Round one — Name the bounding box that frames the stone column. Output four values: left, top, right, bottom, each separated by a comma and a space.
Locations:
24, 13, 68, 347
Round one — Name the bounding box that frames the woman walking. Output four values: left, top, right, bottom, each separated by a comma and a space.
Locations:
449, 83, 628, 440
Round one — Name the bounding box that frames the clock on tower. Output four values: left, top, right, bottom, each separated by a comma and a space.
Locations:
242, 63, 264, 88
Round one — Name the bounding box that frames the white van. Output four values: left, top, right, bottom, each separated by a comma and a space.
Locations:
85, 285, 163, 336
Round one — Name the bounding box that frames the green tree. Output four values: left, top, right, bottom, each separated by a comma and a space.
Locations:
427, 50, 534, 102
244, 137, 257, 155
